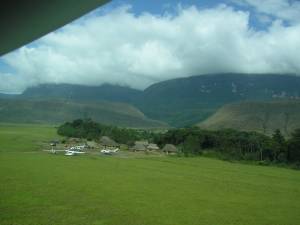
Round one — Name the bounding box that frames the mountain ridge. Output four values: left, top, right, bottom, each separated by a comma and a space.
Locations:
0, 73, 299, 127
139, 73, 300, 126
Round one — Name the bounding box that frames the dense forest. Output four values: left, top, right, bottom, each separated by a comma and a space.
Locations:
155, 127, 300, 166
58, 119, 300, 167
57, 118, 156, 145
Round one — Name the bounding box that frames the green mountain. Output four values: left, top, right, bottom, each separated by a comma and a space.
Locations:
198, 101, 300, 136
1, 74, 299, 127
0, 98, 168, 128
139, 74, 300, 127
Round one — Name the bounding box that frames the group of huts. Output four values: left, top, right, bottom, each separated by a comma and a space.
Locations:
132, 141, 177, 154
56, 136, 177, 154
96, 137, 178, 154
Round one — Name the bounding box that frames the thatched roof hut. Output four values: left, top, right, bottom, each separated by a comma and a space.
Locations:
136, 141, 149, 145
132, 141, 148, 151
68, 138, 81, 144
147, 143, 159, 151
162, 144, 177, 154
87, 141, 98, 149
100, 136, 118, 147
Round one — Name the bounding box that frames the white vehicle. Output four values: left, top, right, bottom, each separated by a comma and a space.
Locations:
100, 148, 119, 155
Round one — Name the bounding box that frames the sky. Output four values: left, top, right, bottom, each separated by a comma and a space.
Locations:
1, 0, 300, 93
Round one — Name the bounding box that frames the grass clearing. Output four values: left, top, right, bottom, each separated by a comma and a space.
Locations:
0, 123, 300, 225
0, 123, 59, 152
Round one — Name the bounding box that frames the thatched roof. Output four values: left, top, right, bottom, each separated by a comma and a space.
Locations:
135, 141, 149, 146
68, 138, 81, 143
147, 143, 159, 150
133, 142, 147, 151
87, 141, 98, 148
100, 136, 118, 147
162, 144, 177, 153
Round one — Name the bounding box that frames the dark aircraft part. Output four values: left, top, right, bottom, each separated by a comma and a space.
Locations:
0, 0, 110, 56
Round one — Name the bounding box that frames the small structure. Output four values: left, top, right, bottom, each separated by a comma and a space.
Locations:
87, 141, 98, 149
100, 136, 118, 147
50, 140, 59, 146
147, 143, 159, 151
68, 138, 81, 144
132, 141, 148, 151
162, 144, 177, 154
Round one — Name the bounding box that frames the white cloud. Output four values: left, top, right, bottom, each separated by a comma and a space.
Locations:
234, 0, 300, 23
1, 4, 300, 93
0, 72, 28, 94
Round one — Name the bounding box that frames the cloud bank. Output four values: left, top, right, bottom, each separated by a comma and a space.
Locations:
1, 2, 300, 93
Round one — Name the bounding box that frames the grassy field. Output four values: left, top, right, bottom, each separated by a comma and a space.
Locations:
0, 123, 59, 152
1, 123, 300, 225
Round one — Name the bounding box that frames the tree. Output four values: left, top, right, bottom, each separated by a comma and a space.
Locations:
182, 135, 201, 156
271, 129, 287, 162
287, 129, 300, 163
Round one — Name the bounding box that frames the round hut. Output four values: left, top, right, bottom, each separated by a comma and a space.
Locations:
147, 143, 160, 151
162, 144, 177, 154
132, 141, 148, 151
100, 136, 118, 147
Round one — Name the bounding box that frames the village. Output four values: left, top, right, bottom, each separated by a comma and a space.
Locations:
45, 136, 178, 157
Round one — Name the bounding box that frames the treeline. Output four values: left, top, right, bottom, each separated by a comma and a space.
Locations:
155, 127, 300, 166
57, 119, 156, 145
57, 119, 300, 166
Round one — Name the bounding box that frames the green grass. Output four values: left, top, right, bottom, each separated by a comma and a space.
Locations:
1, 124, 300, 225
0, 123, 59, 152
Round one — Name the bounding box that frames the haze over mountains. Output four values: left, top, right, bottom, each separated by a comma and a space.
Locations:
0, 73, 300, 132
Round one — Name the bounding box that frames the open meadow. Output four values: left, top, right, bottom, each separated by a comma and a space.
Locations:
0, 123, 59, 152
1, 123, 300, 225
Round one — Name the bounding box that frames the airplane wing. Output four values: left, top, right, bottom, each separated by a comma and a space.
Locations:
0, 0, 111, 56
43, 149, 67, 152
65, 152, 75, 156
75, 151, 86, 154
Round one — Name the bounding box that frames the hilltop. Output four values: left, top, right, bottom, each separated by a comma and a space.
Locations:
198, 100, 300, 136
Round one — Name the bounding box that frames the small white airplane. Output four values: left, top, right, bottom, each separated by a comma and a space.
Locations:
100, 148, 119, 155
44, 147, 86, 156
65, 149, 86, 156
69, 145, 86, 150
65, 146, 85, 156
